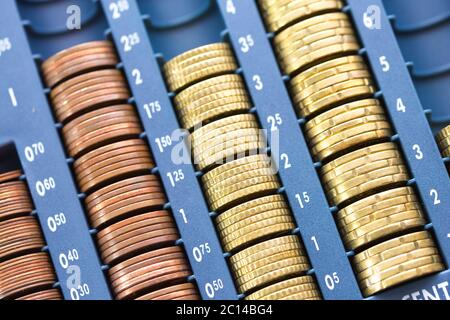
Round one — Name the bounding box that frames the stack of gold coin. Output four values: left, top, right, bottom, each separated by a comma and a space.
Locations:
0, 171, 62, 300
174, 74, 251, 130
258, 1, 442, 297
202, 154, 280, 212
337, 187, 426, 250
291, 55, 376, 118
321, 142, 409, 206
216, 195, 295, 252
354, 231, 444, 296
274, 12, 360, 75
191, 114, 265, 170
304, 99, 391, 161
245, 275, 320, 300
165, 43, 320, 300
437, 125, 450, 157
258, 0, 344, 33
44, 43, 198, 300
163, 43, 238, 92
229, 236, 312, 294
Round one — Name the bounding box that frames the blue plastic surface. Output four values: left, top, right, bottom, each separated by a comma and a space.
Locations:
100, 0, 238, 300
138, 0, 225, 60
0, 0, 112, 300
0, 0, 449, 300
382, 0, 450, 32
382, 0, 450, 128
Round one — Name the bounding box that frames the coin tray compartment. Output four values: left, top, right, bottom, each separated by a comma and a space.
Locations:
382, 0, 450, 129
0, 0, 449, 300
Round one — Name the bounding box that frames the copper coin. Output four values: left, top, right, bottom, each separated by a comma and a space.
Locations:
62, 105, 141, 157
109, 246, 185, 280
42, 41, 118, 87
16, 289, 63, 300
74, 139, 154, 193
0, 181, 33, 220
53, 80, 129, 123
51, 69, 125, 102
54, 86, 130, 124
0, 216, 44, 260
85, 175, 166, 229
0, 170, 22, 183
52, 77, 126, 108
111, 254, 190, 300
135, 283, 198, 300
97, 211, 174, 244
0, 253, 56, 299
101, 231, 179, 265
85, 175, 162, 208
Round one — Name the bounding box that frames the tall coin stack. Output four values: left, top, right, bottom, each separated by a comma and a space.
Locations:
164, 43, 321, 300
258, 0, 444, 296
42, 41, 199, 300
0, 170, 62, 300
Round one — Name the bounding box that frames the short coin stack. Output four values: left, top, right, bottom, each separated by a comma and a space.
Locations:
437, 125, 450, 158
259, 0, 444, 296
164, 43, 320, 300
43, 41, 198, 300
0, 170, 62, 300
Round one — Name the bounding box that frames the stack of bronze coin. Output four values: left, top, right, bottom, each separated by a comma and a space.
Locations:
164, 43, 320, 299
43, 41, 198, 300
0, 170, 62, 300
437, 125, 450, 158
258, 0, 444, 296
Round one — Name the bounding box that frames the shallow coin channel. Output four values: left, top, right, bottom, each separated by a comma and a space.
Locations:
42, 41, 199, 300
258, 0, 444, 296
164, 42, 321, 299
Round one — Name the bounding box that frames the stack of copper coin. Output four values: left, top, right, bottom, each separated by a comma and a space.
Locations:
259, 0, 444, 296
164, 43, 320, 299
0, 170, 61, 300
43, 41, 198, 300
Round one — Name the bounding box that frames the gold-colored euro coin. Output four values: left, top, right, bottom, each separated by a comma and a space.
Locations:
245, 275, 319, 300
220, 212, 295, 252
437, 125, 450, 157
216, 195, 287, 230
230, 235, 301, 268
305, 99, 384, 138
163, 43, 237, 92
353, 231, 432, 266
341, 211, 425, 250
258, 0, 343, 33
278, 34, 359, 75
202, 154, 273, 186
361, 259, 444, 296
338, 187, 417, 222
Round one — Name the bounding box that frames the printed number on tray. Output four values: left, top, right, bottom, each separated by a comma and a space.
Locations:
109, 0, 130, 19
24, 142, 45, 162
121, 32, 140, 52
205, 279, 224, 299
